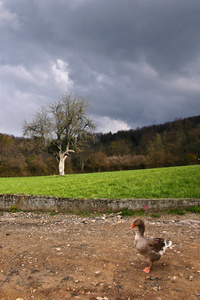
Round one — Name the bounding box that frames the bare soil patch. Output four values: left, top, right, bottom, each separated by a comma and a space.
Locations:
0, 211, 200, 300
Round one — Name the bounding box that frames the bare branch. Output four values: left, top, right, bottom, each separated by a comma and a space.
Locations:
23, 93, 96, 175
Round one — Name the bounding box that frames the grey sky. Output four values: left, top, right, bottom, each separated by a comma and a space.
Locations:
1, 0, 200, 136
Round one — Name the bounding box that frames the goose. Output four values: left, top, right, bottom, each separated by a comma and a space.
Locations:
131, 218, 172, 273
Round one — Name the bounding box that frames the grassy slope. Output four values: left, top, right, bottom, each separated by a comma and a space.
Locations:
0, 165, 199, 199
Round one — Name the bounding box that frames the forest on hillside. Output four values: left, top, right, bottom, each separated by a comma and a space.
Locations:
0, 115, 200, 176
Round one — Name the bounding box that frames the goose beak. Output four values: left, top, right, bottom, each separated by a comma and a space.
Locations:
131, 223, 135, 229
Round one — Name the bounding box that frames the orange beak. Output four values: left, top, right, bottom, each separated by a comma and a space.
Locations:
131, 223, 135, 229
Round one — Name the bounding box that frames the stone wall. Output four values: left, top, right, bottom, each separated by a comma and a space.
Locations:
0, 194, 199, 213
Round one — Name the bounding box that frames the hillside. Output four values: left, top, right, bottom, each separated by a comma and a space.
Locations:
0, 165, 199, 199
0, 115, 200, 176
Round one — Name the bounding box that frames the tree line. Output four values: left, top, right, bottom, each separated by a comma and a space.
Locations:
1, 114, 199, 177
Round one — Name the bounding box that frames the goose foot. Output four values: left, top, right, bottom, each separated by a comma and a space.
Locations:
143, 261, 153, 273
143, 266, 151, 273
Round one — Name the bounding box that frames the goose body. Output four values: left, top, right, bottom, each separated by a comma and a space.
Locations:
131, 218, 172, 273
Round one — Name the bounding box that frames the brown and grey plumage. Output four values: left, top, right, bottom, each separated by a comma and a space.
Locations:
131, 218, 172, 273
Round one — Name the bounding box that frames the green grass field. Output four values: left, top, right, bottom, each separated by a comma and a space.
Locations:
0, 165, 199, 199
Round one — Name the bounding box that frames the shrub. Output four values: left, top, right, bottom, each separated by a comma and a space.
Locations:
119, 208, 135, 216
9, 206, 20, 213
151, 213, 161, 218
185, 205, 200, 214
167, 208, 185, 215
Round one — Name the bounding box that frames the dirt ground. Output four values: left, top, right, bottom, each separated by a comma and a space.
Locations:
0, 211, 200, 300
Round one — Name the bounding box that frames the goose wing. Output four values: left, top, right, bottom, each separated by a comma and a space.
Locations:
148, 237, 166, 253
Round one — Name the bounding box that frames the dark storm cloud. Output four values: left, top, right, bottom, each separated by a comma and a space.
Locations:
0, 0, 200, 135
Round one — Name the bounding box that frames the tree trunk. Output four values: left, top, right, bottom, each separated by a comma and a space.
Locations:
58, 144, 74, 175
59, 153, 66, 176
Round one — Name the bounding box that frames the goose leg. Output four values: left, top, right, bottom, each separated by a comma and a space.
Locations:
143, 261, 153, 273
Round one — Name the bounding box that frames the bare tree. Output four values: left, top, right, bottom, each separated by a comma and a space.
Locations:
23, 93, 96, 175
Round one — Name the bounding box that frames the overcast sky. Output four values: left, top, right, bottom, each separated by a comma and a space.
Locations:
1, 0, 200, 136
